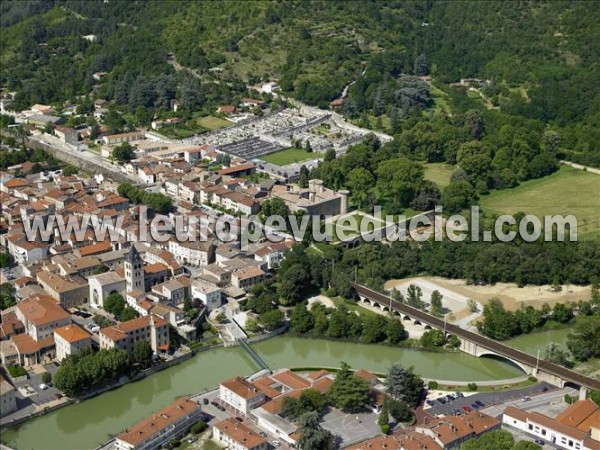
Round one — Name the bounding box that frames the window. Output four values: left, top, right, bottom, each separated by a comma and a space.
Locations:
529, 424, 533, 430
542, 429, 546, 436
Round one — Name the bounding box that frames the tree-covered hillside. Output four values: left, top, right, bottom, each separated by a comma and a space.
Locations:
1, 1, 598, 164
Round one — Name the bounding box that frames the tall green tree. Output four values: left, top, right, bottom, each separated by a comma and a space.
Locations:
328, 362, 371, 412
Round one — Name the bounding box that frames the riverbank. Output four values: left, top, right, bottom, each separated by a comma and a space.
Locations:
1, 335, 526, 450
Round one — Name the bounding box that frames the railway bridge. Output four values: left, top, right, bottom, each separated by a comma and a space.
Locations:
352, 282, 600, 392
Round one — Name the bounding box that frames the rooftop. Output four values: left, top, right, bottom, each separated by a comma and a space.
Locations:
117, 398, 199, 447
17, 295, 70, 326
214, 418, 267, 449
54, 323, 92, 344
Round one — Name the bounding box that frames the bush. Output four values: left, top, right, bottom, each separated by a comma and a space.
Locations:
191, 421, 207, 434
528, 376, 538, 383
168, 439, 181, 449
428, 380, 439, 390
564, 394, 575, 404
41, 372, 52, 384
380, 423, 390, 435
467, 383, 478, 391
7, 365, 27, 378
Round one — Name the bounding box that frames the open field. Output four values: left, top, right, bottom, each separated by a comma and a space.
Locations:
197, 116, 231, 130
260, 147, 318, 165
386, 276, 592, 312
479, 166, 600, 239
424, 162, 455, 189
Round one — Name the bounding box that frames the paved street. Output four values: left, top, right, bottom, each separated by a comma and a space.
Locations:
425, 382, 558, 416
482, 386, 579, 418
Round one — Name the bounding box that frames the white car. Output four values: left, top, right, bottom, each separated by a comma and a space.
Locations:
38, 383, 48, 390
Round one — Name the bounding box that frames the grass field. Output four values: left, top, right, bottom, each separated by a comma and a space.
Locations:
261, 147, 319, 166
197, 116, 231, 130
479, 166, 600, 239
429, 84, 452, 116
424, 162, 455, 189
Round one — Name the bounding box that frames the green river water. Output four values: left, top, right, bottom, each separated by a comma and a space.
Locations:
1, 333, 566, 450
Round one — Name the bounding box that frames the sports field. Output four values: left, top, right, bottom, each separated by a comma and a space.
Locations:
479, 166, 600, 239
261, 148, 317, 166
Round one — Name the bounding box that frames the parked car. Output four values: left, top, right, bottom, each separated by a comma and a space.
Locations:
235, 417, 243, 422
437, 397, 446, 404
534, 439, 545, 445
455, 392, 464, 398
272, 441, 281, 447
475, 400, 485, 407
259, 432, 267, 438
445, 394, 455, 401
462, 405, 472, 413
523, 397, 531, 402
187, 437, 197, 443
426, 400, 435, 406
471, 403, 480, 410
202, 398, 209, 405
210, 400, 219, 407
38, 383, 48, 390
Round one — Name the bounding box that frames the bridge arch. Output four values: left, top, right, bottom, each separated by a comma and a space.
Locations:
477, 351, 532, 374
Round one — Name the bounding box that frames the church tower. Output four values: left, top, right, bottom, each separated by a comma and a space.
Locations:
125, 245, 144, 292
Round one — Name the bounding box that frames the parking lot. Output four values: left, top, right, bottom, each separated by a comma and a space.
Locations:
424, 382, 555, 417
1, 363, 67, 426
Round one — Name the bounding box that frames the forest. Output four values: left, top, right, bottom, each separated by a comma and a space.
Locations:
1, 1, 598, 165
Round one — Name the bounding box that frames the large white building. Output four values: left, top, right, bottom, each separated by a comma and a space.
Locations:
15, 295, 71, 341
213, 418, 268, 450
115, 398, 202, 450
219, 376, 266, 414
88, 271, 126, 309
190, 279, 221, 311
503, 400, 600, 450
99, 314, 169, 356
54, 324, 92, 361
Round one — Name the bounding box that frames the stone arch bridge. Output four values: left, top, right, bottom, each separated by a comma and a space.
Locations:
352, 282, 600, 392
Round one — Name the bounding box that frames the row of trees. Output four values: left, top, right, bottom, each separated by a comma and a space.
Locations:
53, 348, 129, 396
477, 298, 579, 341
290, 303, 407, 344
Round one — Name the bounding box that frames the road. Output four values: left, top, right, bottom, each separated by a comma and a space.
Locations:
425, 382, 562, 417
28, 133, 140, 183
481, 386, 579, 418
352, 282, 600, 391
560, 160, 600, 175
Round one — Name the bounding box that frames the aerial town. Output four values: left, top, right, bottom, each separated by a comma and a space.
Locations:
1, 2, 600, 450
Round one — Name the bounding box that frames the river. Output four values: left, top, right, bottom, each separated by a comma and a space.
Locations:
0, 336, 532, 449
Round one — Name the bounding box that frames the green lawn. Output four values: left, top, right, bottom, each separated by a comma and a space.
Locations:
429, 84, 452, 116
261, 147, 319, 166
424, 163, 455, 189
479, 166, 600, 239
197, 116, 231, 130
